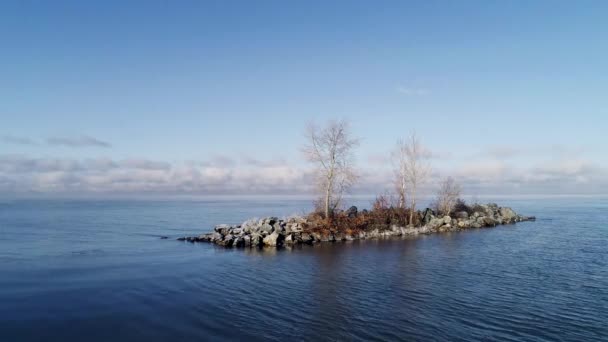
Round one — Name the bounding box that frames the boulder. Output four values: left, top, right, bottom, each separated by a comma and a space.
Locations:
482, 217, 497, 227
422, 208, 435, 225
301, 232, 314, 244
500, 207, 517, 223
263, 231, 284, 247
243, 235, 251, 247
457, 220, 468, 228
233, 236, 245, 247
427, 217, 444, 230
260, 223, 274, 234
273, 223, 285, 235
251, 233, 263, 247
455, 211, 469, 219
214, 224, 231, 235
217, 234, 234, 247
346, 206, 358, 218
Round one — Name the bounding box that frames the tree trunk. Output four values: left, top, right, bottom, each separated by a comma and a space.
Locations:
325, 182, 331, 219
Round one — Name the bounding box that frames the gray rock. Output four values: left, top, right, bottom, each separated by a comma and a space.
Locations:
260, 223, 274, 234
482, 217, 497, 227
427, 217, 444, 230
455, 211, 469, 219
250, 233, 263, 247
263, 231, 284, 247
214, 224, 231, 235
499, 207, 517, 223
301, 232, 314, 244
217, 234, 234, 247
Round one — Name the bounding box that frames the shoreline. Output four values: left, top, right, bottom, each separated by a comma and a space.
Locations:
177, 202, 536, 248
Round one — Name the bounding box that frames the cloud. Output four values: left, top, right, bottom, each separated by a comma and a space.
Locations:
46, 135, 111, 148
0, 155, 311, 195
396, 86, 429, 96
475, 144, 588, 160
1, 135, 37, 145
0, 152, 606, 196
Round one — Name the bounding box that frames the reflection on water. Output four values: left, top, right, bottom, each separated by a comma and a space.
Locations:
0, 198, 607, 341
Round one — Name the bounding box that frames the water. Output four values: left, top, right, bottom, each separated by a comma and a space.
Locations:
0, 197, 607, 341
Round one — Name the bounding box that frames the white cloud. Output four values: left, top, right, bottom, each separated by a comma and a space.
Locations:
396, 86, 429, 96
0, 150, 606, 196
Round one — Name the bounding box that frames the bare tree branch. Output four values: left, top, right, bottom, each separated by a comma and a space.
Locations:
392, 132, 432, 225
302, 119, 359, 219
434, 176, 462, 216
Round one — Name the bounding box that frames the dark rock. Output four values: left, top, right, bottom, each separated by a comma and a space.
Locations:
455, 211, 469, 219
422, 208, 435, 225
346, 206, 358, 218
233, 236, 245, 247
218, 235, 234, 247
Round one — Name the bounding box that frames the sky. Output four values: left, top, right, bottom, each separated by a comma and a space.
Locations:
1, 1, 607, 197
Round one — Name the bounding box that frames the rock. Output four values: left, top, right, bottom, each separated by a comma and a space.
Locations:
499, 207, 517, 223
311, 231, 334, 242
422, 208, 435, 225
482, 217, 497, 227
251, 233, 263, 247
284, 233, 294, 245
263, 231, 284, 247
160, 236, 169, 239
217, 234, 234, 247
457, 220, 470, 228
346, 206, 358, 218
243, 235, 251, 247
301, 232, 314, 244
334, 231, 347, 241
260, 223, 274, 234
273, 223, 285, 235
455, 211, 469, 219
214, 224, 231, 235
427, 217, 444, 230
443, 216, 452, 225
233, 236, 245, 247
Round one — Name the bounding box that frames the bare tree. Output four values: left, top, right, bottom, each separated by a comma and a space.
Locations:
395, 132, 432, 225
434, 176, 462, 216
391, 141, 408, 209
303, 119, 359, 219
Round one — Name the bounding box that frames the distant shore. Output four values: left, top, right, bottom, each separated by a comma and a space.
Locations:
177, 202, 535, 248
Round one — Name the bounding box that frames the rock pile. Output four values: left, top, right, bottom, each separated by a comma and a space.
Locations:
177, 203, 535, 248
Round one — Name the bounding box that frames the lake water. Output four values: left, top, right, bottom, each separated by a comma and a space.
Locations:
0, 197, 606, 341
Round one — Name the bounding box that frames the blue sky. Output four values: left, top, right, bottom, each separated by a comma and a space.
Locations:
1, 1, 607, 196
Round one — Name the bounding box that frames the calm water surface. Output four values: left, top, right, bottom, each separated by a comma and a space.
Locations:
0, 197, 607, 341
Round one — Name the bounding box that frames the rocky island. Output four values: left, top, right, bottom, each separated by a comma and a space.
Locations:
177, 202, 535, 248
